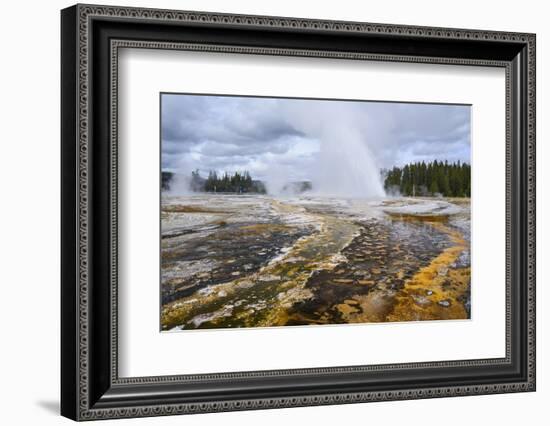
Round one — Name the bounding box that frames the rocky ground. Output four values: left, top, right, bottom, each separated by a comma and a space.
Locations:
160, 195, 471, 330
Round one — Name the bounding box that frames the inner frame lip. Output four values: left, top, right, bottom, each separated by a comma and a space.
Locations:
108, 38, 513, 386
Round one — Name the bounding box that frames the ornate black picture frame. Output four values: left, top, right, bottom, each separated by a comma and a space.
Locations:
61, 4, 536, 421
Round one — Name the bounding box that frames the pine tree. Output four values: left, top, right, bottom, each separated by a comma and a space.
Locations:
430, 179, 439, 195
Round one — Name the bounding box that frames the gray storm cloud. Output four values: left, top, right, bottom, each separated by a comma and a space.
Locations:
161, 94, 470, 198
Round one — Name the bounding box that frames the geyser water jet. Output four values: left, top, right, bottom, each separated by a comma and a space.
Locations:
284, 102, 386, 199
312, 127, 385, 198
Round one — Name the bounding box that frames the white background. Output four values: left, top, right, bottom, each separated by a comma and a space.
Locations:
119, 49, 505, 377
0, 0, 547, 425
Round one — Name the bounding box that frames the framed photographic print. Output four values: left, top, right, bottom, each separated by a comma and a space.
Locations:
61, 4, 536, 421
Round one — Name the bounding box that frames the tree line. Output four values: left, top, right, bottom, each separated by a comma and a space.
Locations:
383, 160, 471, 197
201, 170, 266, 193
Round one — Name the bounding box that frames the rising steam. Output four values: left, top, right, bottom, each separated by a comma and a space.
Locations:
282, 101, 386, 198
164, 97, 387, 199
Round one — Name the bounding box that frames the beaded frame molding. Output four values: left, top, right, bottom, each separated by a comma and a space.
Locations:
61, 4, 536, 421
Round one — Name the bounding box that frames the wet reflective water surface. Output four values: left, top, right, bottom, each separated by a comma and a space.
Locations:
161, 195, 471, 331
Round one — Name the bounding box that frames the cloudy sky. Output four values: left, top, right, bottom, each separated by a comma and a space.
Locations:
161, 94, 470, 186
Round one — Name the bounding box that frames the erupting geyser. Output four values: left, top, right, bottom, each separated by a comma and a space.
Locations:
312, 127, 385, 198
285, 101, 386, 199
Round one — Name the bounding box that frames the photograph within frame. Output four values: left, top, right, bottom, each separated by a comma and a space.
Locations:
160, 93, 472, 331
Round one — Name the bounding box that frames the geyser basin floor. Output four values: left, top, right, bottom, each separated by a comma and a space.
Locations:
161, 195, 471, 330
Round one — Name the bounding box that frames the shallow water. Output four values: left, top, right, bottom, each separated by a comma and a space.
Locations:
161, 195, 471, 330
